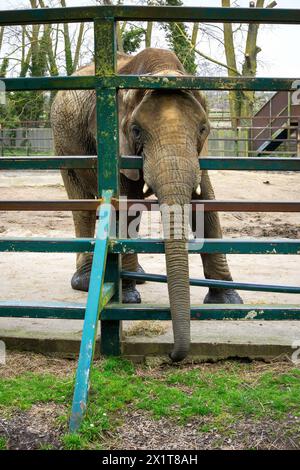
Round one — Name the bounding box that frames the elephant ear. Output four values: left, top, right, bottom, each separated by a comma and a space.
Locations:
88, 101, 97, 139
119, 89, 146, 181
87, 94, 140, 182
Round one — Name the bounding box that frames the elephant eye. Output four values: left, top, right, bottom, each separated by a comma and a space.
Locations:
131, 124, 142, 140
199, 124, 207, 135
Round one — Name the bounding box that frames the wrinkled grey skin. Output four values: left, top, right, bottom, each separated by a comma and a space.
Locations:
51, 48, 242, 362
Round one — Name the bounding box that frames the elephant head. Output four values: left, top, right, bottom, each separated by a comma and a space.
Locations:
121, 67, 210, 362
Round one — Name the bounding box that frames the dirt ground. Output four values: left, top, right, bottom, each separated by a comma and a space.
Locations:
0, 353, 299, 450
1, 171, 300, 451
0, 169, 299, 306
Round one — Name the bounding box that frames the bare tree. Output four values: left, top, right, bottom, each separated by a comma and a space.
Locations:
222, 0, 277, 154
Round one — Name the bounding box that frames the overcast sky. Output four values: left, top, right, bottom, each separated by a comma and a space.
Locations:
0, 0, 299, 78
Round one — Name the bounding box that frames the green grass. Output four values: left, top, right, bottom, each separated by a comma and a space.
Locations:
0, 374, 72, 411
0, 437, 7, 450
0, 358, 299, 450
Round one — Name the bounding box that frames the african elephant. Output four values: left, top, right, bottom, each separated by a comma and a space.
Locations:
51, 48, 242, 362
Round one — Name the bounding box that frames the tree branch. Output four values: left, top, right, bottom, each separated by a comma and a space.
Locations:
173, 22, 240, 75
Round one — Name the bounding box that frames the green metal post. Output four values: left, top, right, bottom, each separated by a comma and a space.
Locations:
94, 18, 121, 356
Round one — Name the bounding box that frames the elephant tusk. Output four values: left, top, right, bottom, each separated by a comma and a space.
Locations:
143, 183, 149, 194
196, 185, 201, 196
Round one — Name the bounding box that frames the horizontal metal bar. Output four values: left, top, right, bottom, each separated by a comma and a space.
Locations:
210, 138, 299, 142
121, 271, 300, 294
119, 200, 300, 213
0, 301, 299, 321
0, 6, 299, 25
199, 157, 300, 171
0, 238, 95, 253
2, 156, 299, 172
103, 304, 300, 321
1, 200, 300, 213
2, 76, 96, 91
0, 156, 96, 170
0, 200, 103, 211
106, 76, 299, 92
1, 76, 298, 92
0, 300, 85, 319
1, 238, 299, 254
121, 156, 300, 171
110, 239, 300, 254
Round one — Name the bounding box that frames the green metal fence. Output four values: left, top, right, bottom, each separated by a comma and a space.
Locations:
0, 5, 300, 432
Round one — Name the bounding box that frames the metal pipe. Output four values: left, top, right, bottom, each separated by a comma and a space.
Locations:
121, 271, 300, 294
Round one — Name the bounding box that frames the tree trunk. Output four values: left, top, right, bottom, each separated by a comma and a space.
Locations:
60, 0, 74, 75
145, 22, 153, 48
222, 0, 241, 155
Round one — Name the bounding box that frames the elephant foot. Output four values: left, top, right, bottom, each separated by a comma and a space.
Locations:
122, 284, 141, 304
135, 263, 146, 285
204, 288, 243, 304
71, 269, 91, 292
72, 269, 142, 304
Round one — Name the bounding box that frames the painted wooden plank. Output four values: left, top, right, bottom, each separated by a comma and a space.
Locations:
69, 190, 113, 433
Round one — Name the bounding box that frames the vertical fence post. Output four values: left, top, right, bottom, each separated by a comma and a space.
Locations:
94, 18, 122, 356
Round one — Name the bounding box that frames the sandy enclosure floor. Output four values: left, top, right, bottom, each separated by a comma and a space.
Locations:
0, 169, 299, 306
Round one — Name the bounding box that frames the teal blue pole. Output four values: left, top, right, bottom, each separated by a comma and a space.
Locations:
69, 190, 113, 433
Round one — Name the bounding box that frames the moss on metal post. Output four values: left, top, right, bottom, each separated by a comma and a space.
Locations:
94, 18, 121, 357
94, 18, 116, 77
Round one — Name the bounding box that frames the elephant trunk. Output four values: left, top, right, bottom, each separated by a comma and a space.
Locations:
164, 233, 190, 362
153, 155, 198, 362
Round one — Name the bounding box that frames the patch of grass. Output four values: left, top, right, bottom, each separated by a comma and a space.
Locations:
0, 358, 299, 450
62, 433, 87, 451
0, 437, 7, 450
0, 373, 73, 412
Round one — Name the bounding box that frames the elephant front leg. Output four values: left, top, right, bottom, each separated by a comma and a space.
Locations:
61, 169, 96, 292
121, 253, 141, 303
70, 209, 96, 292
72, 252, 94, 292
71, 208, 143, 301
191, 171, 243, 304
120, 206, 143, 303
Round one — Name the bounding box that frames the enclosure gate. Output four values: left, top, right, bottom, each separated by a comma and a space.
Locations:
0, 5, 300, 432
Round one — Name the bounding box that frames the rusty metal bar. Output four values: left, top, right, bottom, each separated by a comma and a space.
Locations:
1, 200, 299, 212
